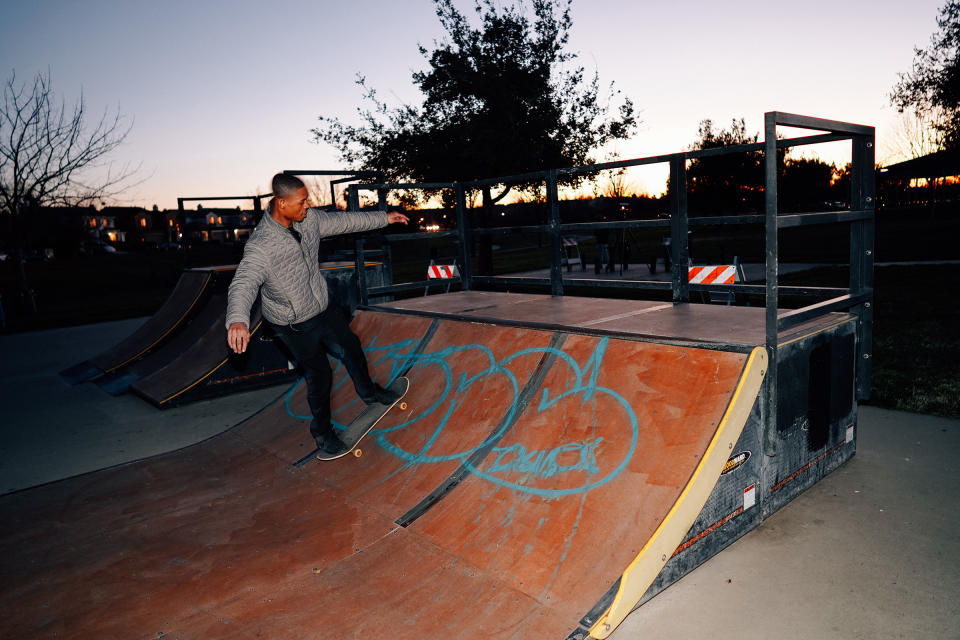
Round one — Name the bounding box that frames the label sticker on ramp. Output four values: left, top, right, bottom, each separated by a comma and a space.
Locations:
845, 424, 854, 443
721, 450, 751, 476
743, 484, 757, 510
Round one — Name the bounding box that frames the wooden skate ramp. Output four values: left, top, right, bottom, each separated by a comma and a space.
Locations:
0, 306, 766, 639
58, 268, 217, 384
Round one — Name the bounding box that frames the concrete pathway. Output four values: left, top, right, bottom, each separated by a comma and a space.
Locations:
0, 318, 290, 494
612, 406, 960, 640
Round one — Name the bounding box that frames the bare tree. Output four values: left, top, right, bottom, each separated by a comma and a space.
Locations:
0, 69, 136, 313
881, 108, 947, 164
595, 167, 636, 198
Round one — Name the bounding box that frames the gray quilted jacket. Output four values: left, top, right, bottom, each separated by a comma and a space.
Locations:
225, 205, 388, 329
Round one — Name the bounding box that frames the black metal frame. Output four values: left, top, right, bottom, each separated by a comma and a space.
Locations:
343, 111, 875, 413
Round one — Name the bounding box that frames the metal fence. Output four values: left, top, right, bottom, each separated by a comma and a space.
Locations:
344, 111, 875, 416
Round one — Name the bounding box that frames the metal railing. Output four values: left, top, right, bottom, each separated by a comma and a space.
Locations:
344, 112, 876, 430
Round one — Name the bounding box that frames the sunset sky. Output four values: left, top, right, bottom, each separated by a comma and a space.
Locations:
0, 0, 945, 208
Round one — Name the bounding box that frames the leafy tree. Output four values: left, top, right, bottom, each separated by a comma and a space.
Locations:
0, 69, 135, 314
683, 118, 843, 214
685, 118, 763, 214
312, 0, 636, 271
891, 0, 960, 149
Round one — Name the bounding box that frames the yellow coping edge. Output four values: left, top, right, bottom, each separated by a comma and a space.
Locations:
589, 345, 768, 639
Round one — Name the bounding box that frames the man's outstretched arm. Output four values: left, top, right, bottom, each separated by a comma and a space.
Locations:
311, 209, 409, 236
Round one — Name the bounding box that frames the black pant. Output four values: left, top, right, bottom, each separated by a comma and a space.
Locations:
270, 306, 376, 443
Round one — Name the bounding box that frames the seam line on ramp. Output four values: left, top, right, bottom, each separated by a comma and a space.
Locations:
395, 331, 568, 528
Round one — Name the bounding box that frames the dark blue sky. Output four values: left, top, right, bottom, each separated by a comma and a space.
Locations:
0, 0, 943, 207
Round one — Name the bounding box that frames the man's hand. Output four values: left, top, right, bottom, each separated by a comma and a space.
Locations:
387, 211, 410, 225
228, 322, 250, 354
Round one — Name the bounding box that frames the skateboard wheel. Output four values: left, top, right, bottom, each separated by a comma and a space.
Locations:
353, 449, 362, 458
399, 401, 408, 411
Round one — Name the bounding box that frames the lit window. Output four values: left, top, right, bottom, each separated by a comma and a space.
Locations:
217, 216, 222, 224
139, 218, 147, 227
168, 219, 174, 227
89, 219, 96, 228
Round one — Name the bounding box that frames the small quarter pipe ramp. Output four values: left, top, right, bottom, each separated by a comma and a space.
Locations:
0, 302, 768, 638
58, 267, 219, 384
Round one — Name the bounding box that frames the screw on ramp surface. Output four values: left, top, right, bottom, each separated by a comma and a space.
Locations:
0, 307, 765, 639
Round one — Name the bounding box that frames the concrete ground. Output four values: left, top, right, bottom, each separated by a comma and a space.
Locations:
611, 406, 960, 640
0, 318, 290, 494
2, 321, 958, 639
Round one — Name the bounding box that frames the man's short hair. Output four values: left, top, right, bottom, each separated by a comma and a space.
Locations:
272, 173, 305, 199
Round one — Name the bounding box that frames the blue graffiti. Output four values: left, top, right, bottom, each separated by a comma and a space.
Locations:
283, 332, 640, 499
487, 438, 603, 479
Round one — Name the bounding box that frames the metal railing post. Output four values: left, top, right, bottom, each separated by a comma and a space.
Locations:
850, 133, 876, 401
546, 170, 564, 296
355, 237, 368, 306
668, 156, 689, 304
347, 185, 360, 212
763, 112, 779, 457
455, 182, 472, 290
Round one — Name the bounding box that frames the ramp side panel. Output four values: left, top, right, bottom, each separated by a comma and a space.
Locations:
408, 334, 752, 624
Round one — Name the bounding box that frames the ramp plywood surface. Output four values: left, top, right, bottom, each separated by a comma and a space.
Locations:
1, 308, 764, 639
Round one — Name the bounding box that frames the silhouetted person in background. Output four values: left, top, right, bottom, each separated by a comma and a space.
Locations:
226, 173, 409, 455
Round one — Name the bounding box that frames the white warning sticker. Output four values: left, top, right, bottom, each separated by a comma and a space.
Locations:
743, 484, 756, 510
845, 424, 854, 443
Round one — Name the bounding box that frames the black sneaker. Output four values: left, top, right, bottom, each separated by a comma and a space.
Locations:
363, 384, 400, 406
318, 431, 348, 456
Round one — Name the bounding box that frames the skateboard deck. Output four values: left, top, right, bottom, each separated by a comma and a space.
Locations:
294, 376, 410, 466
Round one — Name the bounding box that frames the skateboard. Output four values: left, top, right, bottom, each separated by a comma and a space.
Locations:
294, 376, 410, 466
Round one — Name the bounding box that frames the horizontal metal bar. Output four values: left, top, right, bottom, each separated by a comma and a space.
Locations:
283, 169, 379, 177
472, 224, 549, 235
470, 276, 552, 288
559, 152, 682, 176
557, 134, 851, 178
771, 112, 874, 136
777, 291, 870, 331
380, 230, 460, 242
367, 278, 461, 295
559, 220, 671, 231
356, 182, 456, 191
776, 209, 873, 228
329, 176, 365, 185
688, 214, 764, 225
690, 284, 849, 297
178, 195, 263, 202
465, 170, 549, 187
561, 278, 673, 291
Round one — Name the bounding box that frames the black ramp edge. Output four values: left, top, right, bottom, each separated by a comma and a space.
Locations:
395, 331, 567, 528
563, 577, 622, 639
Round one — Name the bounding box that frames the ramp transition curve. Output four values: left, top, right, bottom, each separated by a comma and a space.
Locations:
1, 308, 766, 639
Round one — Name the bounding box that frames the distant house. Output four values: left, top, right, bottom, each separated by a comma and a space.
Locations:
181, 205, 257, 244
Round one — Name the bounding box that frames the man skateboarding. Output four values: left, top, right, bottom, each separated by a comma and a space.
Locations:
226, 173, 409, 456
